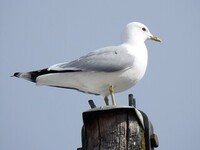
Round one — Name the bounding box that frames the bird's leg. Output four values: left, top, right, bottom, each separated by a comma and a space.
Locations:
109, 85, 116, 105
104, 96, 109, 106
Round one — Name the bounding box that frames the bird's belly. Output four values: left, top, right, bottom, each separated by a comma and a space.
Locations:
112, 67, 144, 93
36, 67, 144, 96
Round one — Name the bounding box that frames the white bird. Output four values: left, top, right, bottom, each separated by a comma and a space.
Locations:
13, 22, 161, 105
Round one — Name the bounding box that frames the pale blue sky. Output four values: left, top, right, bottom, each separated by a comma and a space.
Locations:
1, 0, 200, 150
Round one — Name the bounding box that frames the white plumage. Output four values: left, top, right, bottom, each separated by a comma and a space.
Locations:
13, 22, 161, 105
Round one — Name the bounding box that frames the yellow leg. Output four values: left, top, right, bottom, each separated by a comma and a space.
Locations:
104, 96, 109, 106
109, 85, 116, 105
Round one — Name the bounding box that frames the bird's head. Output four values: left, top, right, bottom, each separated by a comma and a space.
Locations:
122, 22, 161, 44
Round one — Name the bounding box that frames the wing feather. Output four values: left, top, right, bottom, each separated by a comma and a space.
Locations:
48, 46, 134, 72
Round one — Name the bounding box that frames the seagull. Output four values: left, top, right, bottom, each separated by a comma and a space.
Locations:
13, 22, 161, 105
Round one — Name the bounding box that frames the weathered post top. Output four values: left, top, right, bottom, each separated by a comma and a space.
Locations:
77, 94, 159, 150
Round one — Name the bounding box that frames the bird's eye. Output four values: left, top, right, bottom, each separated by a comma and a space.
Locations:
142, 27, 146, 31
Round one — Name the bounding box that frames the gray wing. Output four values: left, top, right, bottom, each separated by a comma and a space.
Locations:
48, 46, 134, 72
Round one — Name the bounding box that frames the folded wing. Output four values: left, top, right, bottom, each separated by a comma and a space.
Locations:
48, 46, 134, 72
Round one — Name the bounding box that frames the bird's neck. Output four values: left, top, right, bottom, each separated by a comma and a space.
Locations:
121, 35, 145, 46
122, 39, 145, 48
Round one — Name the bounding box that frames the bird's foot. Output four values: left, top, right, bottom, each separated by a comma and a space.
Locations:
109, 85, 116, 105
104, 96, 109, 106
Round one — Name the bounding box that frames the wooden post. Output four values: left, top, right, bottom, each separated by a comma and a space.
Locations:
77, 95, 159, 150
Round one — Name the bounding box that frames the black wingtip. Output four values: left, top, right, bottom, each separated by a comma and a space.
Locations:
11, 72, 21, 78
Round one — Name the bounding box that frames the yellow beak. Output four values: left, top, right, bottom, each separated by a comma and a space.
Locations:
150, 36, 161, 42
